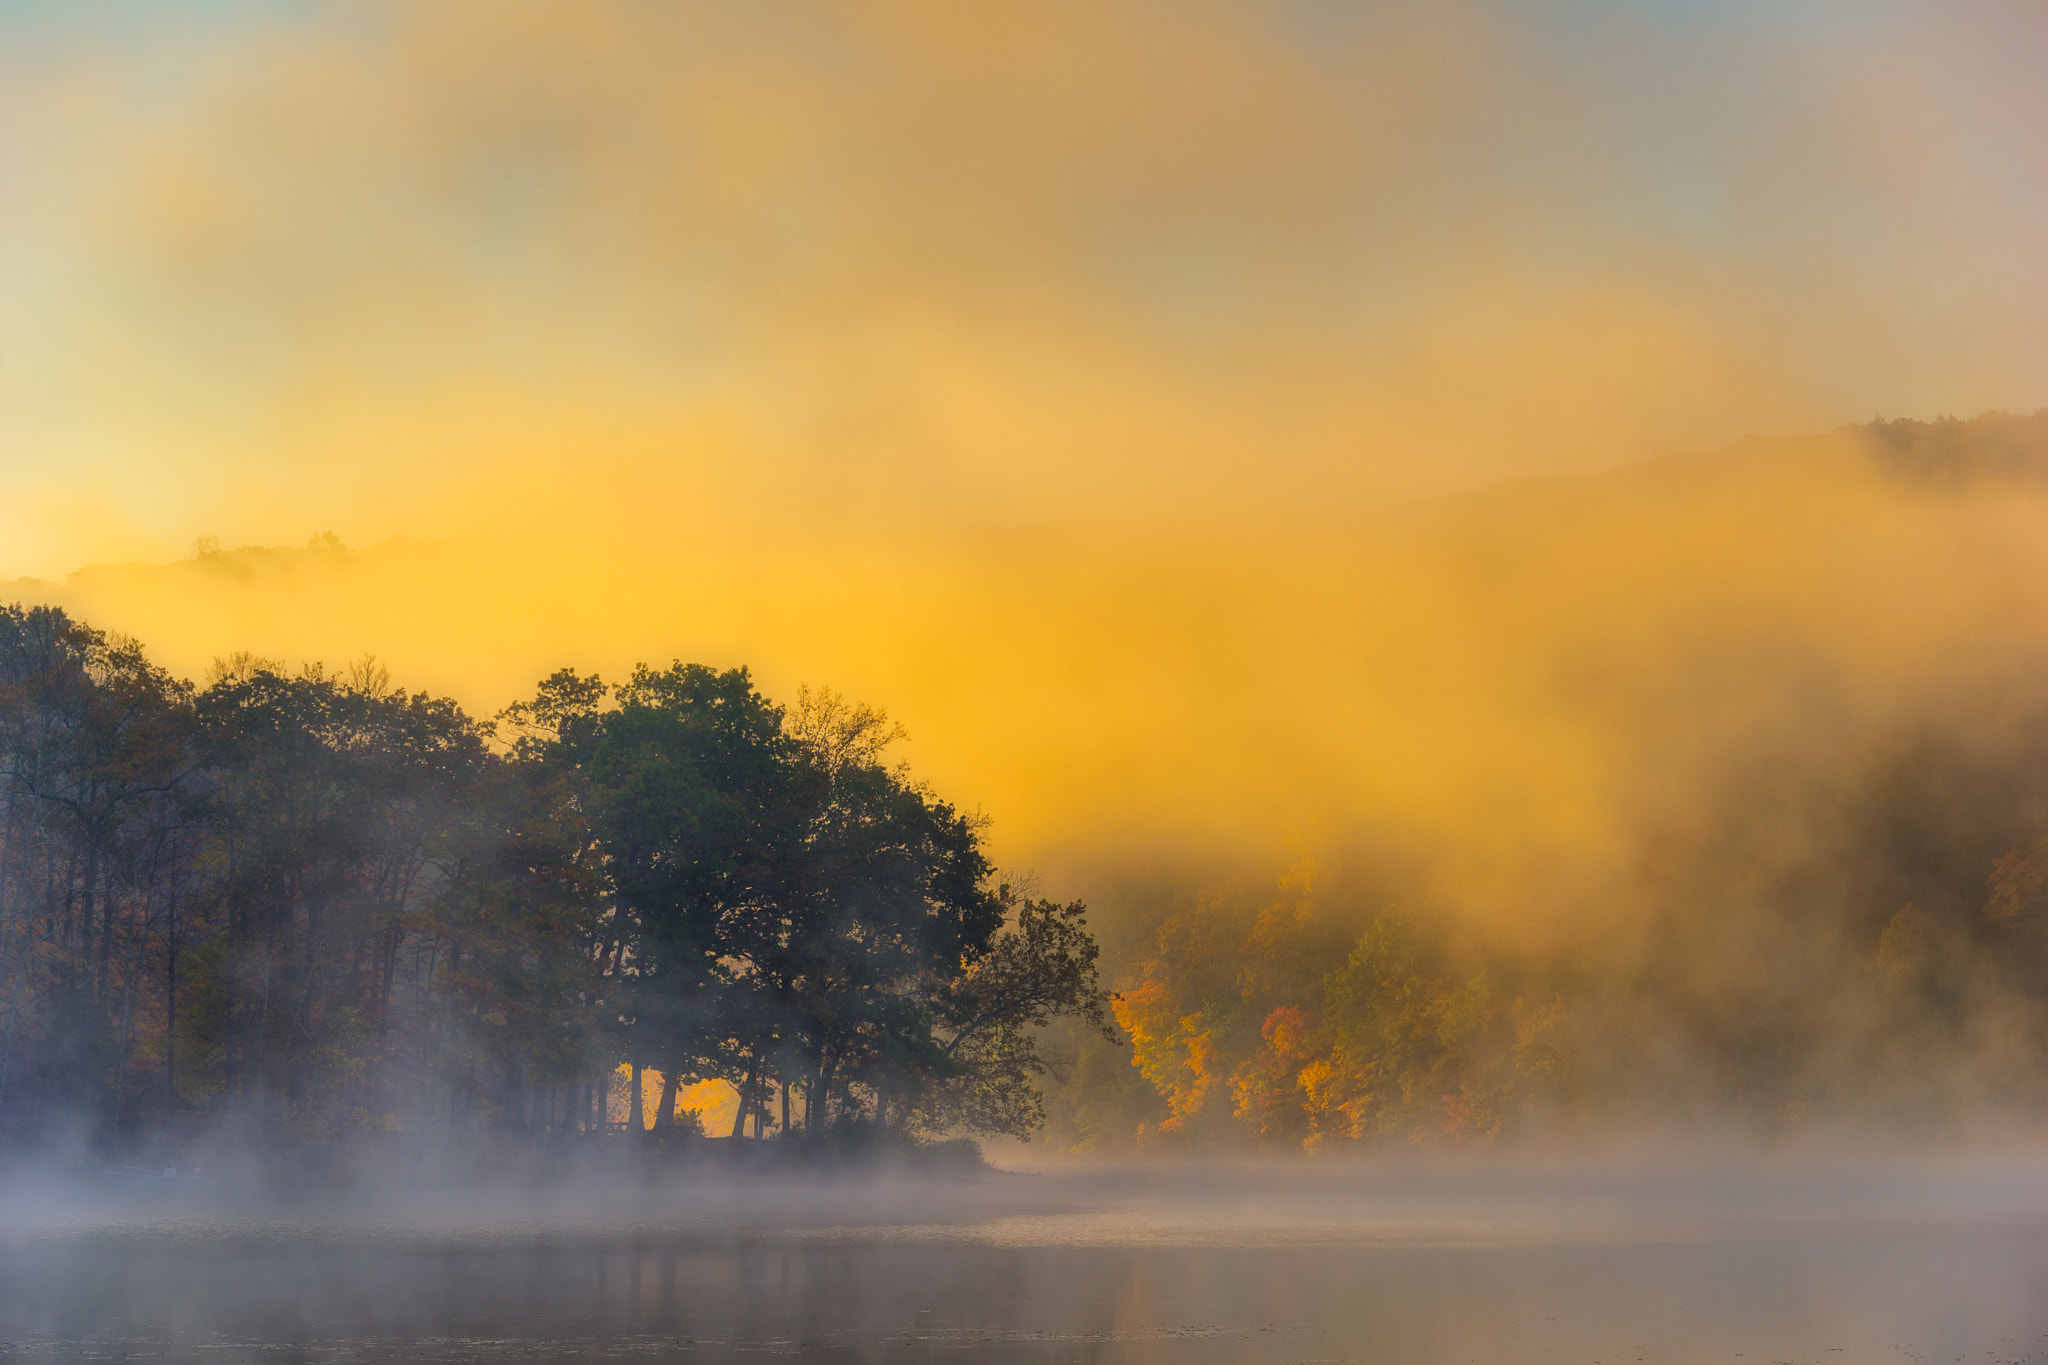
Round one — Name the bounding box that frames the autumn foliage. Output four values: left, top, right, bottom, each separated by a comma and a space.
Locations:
1109, 870, 1571, 1150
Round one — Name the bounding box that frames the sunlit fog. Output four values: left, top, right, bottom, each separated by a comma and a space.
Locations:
3, 2, 2047, 1361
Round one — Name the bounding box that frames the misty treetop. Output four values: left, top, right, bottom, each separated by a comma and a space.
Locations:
0, 606, 1114, 1155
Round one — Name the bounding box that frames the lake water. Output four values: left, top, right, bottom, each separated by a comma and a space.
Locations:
5, 1157, 2048, 1362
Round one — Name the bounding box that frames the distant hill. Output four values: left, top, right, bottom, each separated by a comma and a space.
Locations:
1860, 408, 2048, 486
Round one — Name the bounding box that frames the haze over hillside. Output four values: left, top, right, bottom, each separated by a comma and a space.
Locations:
12, 411, 2048, 1147
6, 0, 2048, 1153
8, 411, 2046, 911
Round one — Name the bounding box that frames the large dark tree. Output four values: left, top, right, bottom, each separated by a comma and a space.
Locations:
505, 669, 1112, 1144
0, 607, 1113, 1159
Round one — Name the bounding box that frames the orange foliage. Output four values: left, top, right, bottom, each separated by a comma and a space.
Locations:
1229, 1005, 1323, 1142
1115, 873, 1573, 1149
1111, 979, 1229, 1133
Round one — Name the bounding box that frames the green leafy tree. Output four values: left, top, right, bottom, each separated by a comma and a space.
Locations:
917, 894, 1119, 1139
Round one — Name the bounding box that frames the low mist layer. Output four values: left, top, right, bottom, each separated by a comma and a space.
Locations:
8, 413, 2048, 1151
9, 1160, 2048, 1364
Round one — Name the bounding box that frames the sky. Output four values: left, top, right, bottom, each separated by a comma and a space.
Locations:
1, 0, 2045, 909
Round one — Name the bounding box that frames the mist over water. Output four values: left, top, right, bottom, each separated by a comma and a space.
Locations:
9, 1158, 2048, 1363
6, 2, 2048, 1359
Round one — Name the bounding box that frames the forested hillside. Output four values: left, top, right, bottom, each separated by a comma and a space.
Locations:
1035, 411, 2048, 1150
11, 412, 2048, 1162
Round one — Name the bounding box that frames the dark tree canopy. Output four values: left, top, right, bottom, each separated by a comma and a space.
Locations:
0, 614, 1113, 1159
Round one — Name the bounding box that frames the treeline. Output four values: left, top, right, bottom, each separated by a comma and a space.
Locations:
1042, 706, 2048, 1151
0, 606, 1113, 1157
1106, 893, 1570, 1148
1014, 410, 2048, 1151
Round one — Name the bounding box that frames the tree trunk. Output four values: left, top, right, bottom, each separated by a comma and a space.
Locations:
79, 836, 100, 998
90, 834, 114, 1005
112, 972, 135, 1133
729, 1061, 758, 1139
505, 1063, 526, 1134
810, 1055, 838, 1140
163, 855, 177, 1119
652, 1068, 682, 1134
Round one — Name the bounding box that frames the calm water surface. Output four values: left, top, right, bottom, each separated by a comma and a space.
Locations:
5, 1159, 2048, 1363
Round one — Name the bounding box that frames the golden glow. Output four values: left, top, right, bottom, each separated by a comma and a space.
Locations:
2, 2, 2045, 936
15, 431, 2048, 952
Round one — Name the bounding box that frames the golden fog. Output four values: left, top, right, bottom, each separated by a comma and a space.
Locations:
3, 1, 2046, 942
16, 423, 2048, 953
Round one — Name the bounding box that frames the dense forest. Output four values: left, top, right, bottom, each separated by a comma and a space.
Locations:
11, 412, 2048, 1164
0, 620, 1114, 1161
1031, 411, 2048, 1151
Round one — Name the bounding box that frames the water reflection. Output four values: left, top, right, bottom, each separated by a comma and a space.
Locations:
4, 1160, 2048, 1362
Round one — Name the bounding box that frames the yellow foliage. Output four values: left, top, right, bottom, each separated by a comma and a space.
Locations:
1115, 874, 1575, 1149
